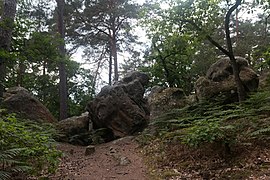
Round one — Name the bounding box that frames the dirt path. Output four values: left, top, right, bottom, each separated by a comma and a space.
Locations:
49, 136, 148, 180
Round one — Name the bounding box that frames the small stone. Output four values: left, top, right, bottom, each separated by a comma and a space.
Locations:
109, 147, 117, 154
85, 145, 95, 156
119, 156, 131, 166
69, 149, 74, 155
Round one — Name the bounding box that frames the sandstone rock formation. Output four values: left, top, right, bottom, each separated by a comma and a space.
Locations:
87, 72, 150, 138
258, 70, 270, 90
56, 112, 90, 140
195, 57, 259, 102
2, 87, 56, 123
148, 87, 190, 119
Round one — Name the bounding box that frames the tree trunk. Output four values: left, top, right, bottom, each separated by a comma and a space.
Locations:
111, 27, 118, 82
0, 0, 17, 102
56, 0, 68, 120
109, 48, 112, 85
16, 60, 25, 86
225, 0, 246, 102
160, 57, 173, 87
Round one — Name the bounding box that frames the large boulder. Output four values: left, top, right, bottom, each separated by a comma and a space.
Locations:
56, 112, 92, 145
195, 57, 259, 102
56, 112, 90, 138
148, 87, 190, 119
2, 87, 56, 123
87, 72, 150, 138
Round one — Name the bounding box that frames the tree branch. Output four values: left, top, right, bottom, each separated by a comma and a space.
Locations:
182, 19, 230, 57
71, 2, 110, 37
225, 0, 241, 58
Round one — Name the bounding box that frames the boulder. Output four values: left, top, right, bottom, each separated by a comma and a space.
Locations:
148, 87, 190, 119
87, 72, 150, 138
2, 87, 56, 123
56, 112, 90, 138
258, 70, 270, 90
85, 145, 95, 156
195, 57, 259, 102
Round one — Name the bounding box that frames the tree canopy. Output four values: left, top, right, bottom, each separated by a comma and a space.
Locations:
0, 0, 269, 116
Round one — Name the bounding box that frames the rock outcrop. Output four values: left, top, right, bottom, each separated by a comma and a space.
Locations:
195, 57, 259, 102
87, 72, 150, 138
2, 87, 56, 123
56, 112, 90, 138
258, 70, 270, 90
148, 87, 190, 119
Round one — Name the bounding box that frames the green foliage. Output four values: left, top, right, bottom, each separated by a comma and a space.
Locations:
142, 33, 196, 92
250, 126, 270, 138
145, 89, 270, 149
0, 112, 62, 179
141, 0, 269, 93
140, 0, 224, 92
182, 120, 234, 147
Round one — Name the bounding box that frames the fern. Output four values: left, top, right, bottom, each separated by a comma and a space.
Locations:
0, 170, 11, 180
0, 112, 62, 178
250, 127, 270, 137
0, 148, 32, 180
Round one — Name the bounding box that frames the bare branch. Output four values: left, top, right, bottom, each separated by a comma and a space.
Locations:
225, 0, 241, 58
182, 19, 230, 56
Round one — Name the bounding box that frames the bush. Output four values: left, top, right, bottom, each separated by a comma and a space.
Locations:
182, 120, 235, 147
0, 112, 62, 179
145, 90, 270, 149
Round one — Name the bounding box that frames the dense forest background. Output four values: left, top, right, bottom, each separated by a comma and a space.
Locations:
0, 0, 269, 119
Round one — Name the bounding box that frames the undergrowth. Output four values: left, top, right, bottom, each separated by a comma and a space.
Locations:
0, 111, 62, 179
143, 90, 270, 147
139, 87, 270, 179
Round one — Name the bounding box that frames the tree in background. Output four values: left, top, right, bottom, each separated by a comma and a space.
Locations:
2, 0, 95, 119
141, 0, 269, 100
142, 33, 196, 93
56, 0, 68, 120
0, 0, 17, 102
65, 0, 140, 85
140, 0, 222, 93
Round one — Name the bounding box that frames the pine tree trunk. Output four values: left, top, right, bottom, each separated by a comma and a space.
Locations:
225, 0, 246, 102
16, 60, 25, 86
0, 0, 17, 102
109, 49, 112, 85
56, 0, 68, 120
111, 27, 118, 82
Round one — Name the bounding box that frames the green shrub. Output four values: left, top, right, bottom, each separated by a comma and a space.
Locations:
145, 89, 270, 149
0, 112, 62, 179
182, 120, 235, 147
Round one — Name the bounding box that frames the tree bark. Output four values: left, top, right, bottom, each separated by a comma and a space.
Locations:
225, 0, 246, 102
56, 0, 68, 120
109, 47, 112, 85
111, 28, 118, 82
0, 0, 17, 102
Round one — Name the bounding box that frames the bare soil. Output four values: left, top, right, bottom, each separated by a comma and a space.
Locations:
48, 136, 148, 180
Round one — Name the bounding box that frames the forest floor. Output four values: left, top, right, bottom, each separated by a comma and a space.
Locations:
47, 136, 148, 180
42, 136, 270, 180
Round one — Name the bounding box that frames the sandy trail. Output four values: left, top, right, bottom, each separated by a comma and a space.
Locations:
49, 136, 148, 180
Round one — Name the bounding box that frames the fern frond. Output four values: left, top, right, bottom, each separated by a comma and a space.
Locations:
0, 170, 11, 180
10, 165, 32, 173
250, 127, 270, 136
0, 148, 27, 160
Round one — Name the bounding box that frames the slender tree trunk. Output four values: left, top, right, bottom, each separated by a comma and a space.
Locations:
160, 57, 173, 87
111, 26, 118, 82
225, 0, 246, 102
56, 0, 68, 120
16, 60, 25, 86
0, 0, 17, 102
109, 48, 112, 85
